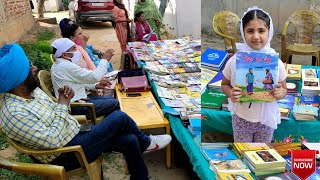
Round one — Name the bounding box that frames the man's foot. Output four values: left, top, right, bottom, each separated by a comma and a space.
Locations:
144, 135, 172, 154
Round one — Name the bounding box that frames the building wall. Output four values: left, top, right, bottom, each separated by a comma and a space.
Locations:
202, 0, 320, 33
0, 0, 35, 46
31, 0, 63, 13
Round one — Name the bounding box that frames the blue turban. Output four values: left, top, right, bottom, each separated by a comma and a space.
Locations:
0, 44, 30, 93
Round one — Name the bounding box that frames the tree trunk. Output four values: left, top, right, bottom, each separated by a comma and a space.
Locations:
159, 0, 168, 17
38, 0, 45, 19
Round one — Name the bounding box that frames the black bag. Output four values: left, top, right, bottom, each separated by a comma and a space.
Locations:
118, 68, 150, 92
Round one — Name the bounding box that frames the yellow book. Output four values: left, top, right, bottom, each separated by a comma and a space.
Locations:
286, 64, 301, 80
218, 171, 254, 180
244, 149, 286, 169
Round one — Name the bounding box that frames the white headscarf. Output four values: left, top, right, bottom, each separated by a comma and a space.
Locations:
227, 6, 281, 130
240, 6, 276, 54
51, 38, 75, 58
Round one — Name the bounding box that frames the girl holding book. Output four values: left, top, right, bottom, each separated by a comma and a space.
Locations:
221, 6, 287, 143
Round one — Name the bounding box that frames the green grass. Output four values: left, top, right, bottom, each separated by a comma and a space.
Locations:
0, 134, 8, 150
36, 31, 55, 41
0, 153, 39, 180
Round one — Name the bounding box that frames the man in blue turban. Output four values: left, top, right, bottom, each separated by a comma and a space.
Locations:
0, 44, 31, 93
0, 43, 171, 179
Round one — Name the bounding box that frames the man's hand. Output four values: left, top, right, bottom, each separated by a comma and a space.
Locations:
271, 83, 283, 100
58, 85, 74, 105
96, 78, 112, 89
102, 49, 115, 61
230, 87, 242, 102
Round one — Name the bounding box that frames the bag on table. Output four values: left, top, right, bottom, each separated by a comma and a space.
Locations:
118, 68, 151, 92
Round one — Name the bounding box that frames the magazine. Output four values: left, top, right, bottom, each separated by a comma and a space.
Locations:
236, 51, 279, 102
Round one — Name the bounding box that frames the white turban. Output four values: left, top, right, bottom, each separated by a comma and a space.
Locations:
51, 38, 75, 58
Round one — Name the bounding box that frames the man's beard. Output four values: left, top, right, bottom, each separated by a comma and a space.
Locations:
25, 72, 40, 92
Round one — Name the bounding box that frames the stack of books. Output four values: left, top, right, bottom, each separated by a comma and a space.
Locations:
300, 95, 319, 107
201, 48, 228, 71
232, 143, 270, 159
187, 118, 201, 137
244, 149, 286, 176
200, 68, 217, 94
221, 98, 229, 111
209, 159, 251, 178
286, 64, 301, 80
292, 105, 318, 121
301, 68, 320, 95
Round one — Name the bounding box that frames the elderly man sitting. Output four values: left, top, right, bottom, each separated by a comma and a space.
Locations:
50, 38, 119, 120
0, 43, 171, 180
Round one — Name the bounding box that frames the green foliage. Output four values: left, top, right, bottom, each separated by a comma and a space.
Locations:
0, 153, 39, 180
0, 134, 8, 150
36, 31, 55, 41
160, 23, 175, 39
20, 41, 53, 71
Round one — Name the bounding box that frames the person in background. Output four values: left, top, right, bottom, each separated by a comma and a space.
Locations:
134, 0, 163, 39
113, 0, 132, 52
133, 11, 158, 42
68, 0, 76, 21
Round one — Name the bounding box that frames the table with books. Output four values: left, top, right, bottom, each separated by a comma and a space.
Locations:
202, 61, 320, 143
127, 39, 217, 179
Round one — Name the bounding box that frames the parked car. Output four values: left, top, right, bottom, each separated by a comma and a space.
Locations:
74, 0, 114, 25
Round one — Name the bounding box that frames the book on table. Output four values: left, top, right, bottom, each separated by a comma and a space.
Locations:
200, 67, 218, 94
235, 51, 279, 102
286, 64, 301, 80
201, 48, 228, 71
286, 81, 298, 95
201, 90, 226, 109
217, 171, 254, 180
292, 105, 318, 121
209, 159, 250, 173
200, 148, 237, 161
244, 149, 286, 169
300, 95, 319, 107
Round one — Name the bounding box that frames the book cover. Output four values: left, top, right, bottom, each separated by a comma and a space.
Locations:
201, 148, 237, 161
302, 68, 317, 79
200, 67, 218, 94
218, 171, 254, 180
255, 170, 299, 180
244, 158, 286, 176
301, 96, 319, 107
189, 118, 201, 131
201, 48, 228, 68
293, 105, 318, 117
201, 90, 226, 109
279, 108, 291, 120
286, 64, 301, 80
244, 149, 286, 169
286, 81, 298, 94
210, 159, 250, 173
277, 95, 296, 109
235, 51, 279, 102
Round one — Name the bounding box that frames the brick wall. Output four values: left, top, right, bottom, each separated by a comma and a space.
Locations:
0, 0, 34, 46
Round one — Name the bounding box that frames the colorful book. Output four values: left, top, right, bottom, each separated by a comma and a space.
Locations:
302, 68, 317, 79
301, 96, 319, 107
286, 64, 301, 80
201, 90, 226, 109
189, 118, 201, 131
200, 67, 218, 94
244, 149, 286, 169
235, 51, 279, 102
210, 159, 250, 173
201, 148, 237, 161
293, 105, 318, 117
279, 108, 291, 120
277, 94, 296, 109
201, 48, 228, 70
217, 171, 254, 180
286, 81, 299, 94
255, 170, 299, 180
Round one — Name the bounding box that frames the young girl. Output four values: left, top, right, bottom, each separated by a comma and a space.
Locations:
221, 6, 287, 143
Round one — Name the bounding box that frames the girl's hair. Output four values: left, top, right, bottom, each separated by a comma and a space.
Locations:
242, 9, 270, 30
59, 18, 75, 37
113, 0, 131, 41
134, 11, 144, 22
63, 24, 80, 39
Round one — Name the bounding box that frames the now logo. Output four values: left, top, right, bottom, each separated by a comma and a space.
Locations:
291, 150, 318, 180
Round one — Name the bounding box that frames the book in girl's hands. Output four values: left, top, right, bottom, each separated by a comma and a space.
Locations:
200, 148, 237, 161
235, 51, 279, 102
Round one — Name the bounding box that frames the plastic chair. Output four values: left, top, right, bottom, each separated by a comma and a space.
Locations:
281, 10, 320, 66
5, 137, 103, 180
37, 70, 105, 125
0, 155, 66, 180
212, 10, 240, 54
50, 54, 55, 64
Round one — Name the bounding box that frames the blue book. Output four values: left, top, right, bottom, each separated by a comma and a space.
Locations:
189, 118, 201, 131
208, 71, 224, 85
200, 148, 237, 161
236, 51, 279, 102
317, 69, 320, 78
293, 105, 318, 117
201, 48, 228, 68
301, 96, 319, 107
277, 95, 296, 109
